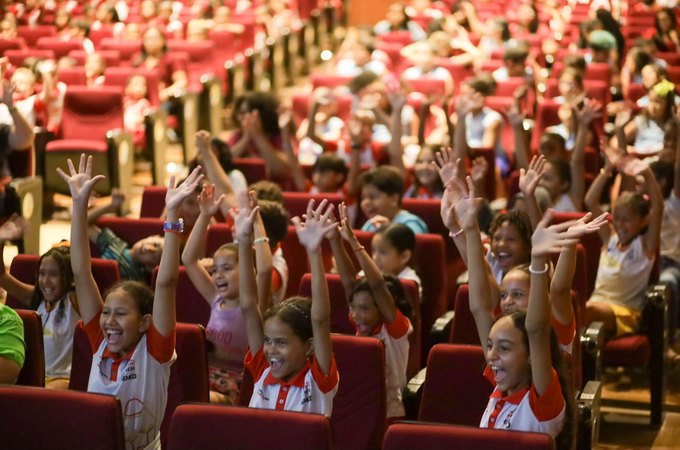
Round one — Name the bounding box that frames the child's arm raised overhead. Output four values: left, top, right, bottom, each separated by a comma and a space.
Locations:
196, 130, 238, 216
508, 88, 530, 171
584, 151, 614, 244
292, 200, 337, 375
155, 167, 205, 337
456, 176, 497, 345
181, 183, 225, 304
387, 91, 406, 173
57, 155, 106, 325
571, 100, 602, 211
519, 154, 546, 230
550, 212, 608, 326
0, 215, 34, 304
327, 204, 357, 303
233, 191, 264, 353
251, 192, 274, 315
640, 164, 664, 258
526, 211, 579, 396
338, 203, 396, 323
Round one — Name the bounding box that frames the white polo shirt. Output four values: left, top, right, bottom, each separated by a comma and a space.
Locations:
83, 314, 176, 450
246, 348, 339, 417
480, 367, 566, 440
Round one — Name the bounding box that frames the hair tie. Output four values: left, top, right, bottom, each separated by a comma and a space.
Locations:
652, 79, 676, 98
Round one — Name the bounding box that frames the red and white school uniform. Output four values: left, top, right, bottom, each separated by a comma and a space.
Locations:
245, 348, 339, 417
83, 313, 176, 450
480, 367, 566, 440
359, 310, 412, 418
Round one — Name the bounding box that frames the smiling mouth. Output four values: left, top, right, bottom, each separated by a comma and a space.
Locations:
106, 330, 123, 345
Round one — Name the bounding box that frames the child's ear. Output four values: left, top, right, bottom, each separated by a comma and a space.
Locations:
389, 192, 400, 206
399, 249, 412, 267
138, 314, 152, 333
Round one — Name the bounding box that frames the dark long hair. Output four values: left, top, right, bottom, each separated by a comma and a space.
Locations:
31, 246, 75, 324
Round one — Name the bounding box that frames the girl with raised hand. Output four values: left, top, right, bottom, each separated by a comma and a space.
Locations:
59, 154, 203, 449
0, 215, 78, 390
236, 197, 339, 416
333, 202, 413, 418
181, 186, 270, 405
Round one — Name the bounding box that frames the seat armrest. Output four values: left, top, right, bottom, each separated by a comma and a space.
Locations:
403, 367, 427, 420
107, 129, 134, 215
581, 321, 605, 382
430, 310, 455, 344
172, 91, 199, 164
10, 176, 43, 255
144, 108, 168, 186
198, 77, 224, 136
644, 283, 669, 428
577, 380, 602, 450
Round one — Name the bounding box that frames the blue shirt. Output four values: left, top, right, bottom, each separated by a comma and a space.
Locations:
361, 209, 429, 234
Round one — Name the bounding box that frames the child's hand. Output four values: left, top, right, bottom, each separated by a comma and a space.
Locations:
230, 190, 260, 242
531, 210, 580, 257
387, 90, 407, 112
348, 115, 363, 146
0, 214, 29, 242
455, 93, 478, 117
614, 108, 632, 129
56, 154, 106, 204
453, 176, 483, 231
198, 183, 225, 217
433, 147, 464, 186
337, 202, 357, 243
567, 211, 608, 238
1, 80, 15, 108
519, 154, 545, 197
506, 101, 524, 128
195, 130, 212, 153
575, 99, 602, 126
110, 188, 125, 210
323, 209, 340, 240
292, 199, 337, 252
250, 110, 264, 137
471, 156, 488, 185
166, 166, 204, 212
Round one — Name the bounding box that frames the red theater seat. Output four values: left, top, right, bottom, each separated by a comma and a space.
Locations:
14, 309, 45, 387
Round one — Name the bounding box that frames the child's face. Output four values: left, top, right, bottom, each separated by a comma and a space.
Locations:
126, 76, 148, 99
387, 4, 405, 26
85, 55, 105, 78
11, 71, 35, 96
211, 249, 239, 299
558, 73, 581, 99
657, 10, 673, 33
641, 65, 660, 90
491, 221, 531, 273
538, 138, 567, 160
361, 184, 399, 220
350, 290, 382, 336
517, 4, 536, 27
130, 236, 164, 269
613, 203, 647, 246
647, 91, 668, 122
38, 256, 66, 304
143, 28, 165, 54
557, 103, 575, 128
371, 233, 409, 276
263, 315, 312, 382
312, 169, 344, 192
538, 162, 568, 200
414, 148, 438, 188
101, 288, 150, 358
499, 270, 530, 314
486, 315, 531, 396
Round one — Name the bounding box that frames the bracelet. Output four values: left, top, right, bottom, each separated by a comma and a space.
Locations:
163, 218, 184, 234
353, 245, 365, 253
449, 229, 464, 239
529, 263, 549, 275
254, 237, 270, 245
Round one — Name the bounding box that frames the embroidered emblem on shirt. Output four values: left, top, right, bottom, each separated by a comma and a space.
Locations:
301, 383, 312, 405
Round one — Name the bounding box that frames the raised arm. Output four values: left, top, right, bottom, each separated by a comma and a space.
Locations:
519, 154, 546, 230
508, 88, 530, 170
549, 212, 608, 325
571, 100, 602, 211
154, 167, 204, 337
584, 153, 613, 244
233, 191, 264, 353
2, 80, 34, 150
181, 184, 224, 305
196, 130, 238, 216
252, 192, 274, 315
527, 212, 579, 396
280, 108, 309, 193
327, 204, 357, 303
292, 200, 337, 375
640, 165, 665, 258
0, 216, 34, 304
456, 176, 496, 345
248, 110, 291, 179
453, 94, 473, 161
57, 155, 106, 324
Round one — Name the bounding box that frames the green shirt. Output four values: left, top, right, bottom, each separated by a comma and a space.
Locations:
0, 304, 25, 369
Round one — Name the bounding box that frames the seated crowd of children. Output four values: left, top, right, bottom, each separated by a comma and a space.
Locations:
1, 0, 680, 448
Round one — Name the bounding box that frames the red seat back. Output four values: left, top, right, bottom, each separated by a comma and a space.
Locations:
100, 38, 142, 61
152, 266, 211, 326
17, 25, 56, 46
59, 86, 124, 141
69, 49, 121, 68
282, 191, 344, 220
14, 309, 45, 387
0, 37, 27, 53
0, 386, 126, 450
449, 285, 480, 346
35, 37, 84, 58
56, 66, 87, 86
405, 78, 447, 97
311, 74, 353, 89
384, 422, 555, 450
140, 185, 167, 218
291, 92, 353, 124
4, 49, 55, 67
168, 404, 333, 450
69, 323, 209, 448
418, 344, 491, 426
233, 157, 267, 184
